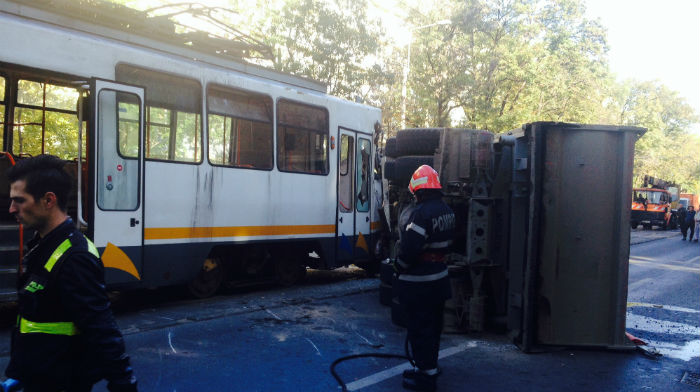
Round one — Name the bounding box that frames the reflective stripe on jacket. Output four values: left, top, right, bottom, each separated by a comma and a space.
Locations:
19, 317, 79, 336
396, 193, 455, 304
398, 269, 449, 282
16, 237, 99, 337
7, 218, 133, 386
398, 194, 456, 269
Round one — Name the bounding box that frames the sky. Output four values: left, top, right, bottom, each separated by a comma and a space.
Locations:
583, 0, 700, 132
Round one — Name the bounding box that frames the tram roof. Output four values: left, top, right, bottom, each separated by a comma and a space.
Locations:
0, 0, 328, 93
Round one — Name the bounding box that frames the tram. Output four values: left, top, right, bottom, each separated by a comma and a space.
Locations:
0, 0, 384, 299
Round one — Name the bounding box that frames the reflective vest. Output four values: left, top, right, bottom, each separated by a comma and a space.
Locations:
17, 237, 100, 336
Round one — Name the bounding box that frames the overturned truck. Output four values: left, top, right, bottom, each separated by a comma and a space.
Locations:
382, 122, 646, 352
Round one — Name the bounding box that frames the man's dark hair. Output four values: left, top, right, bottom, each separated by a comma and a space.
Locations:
7, 154, 72, 211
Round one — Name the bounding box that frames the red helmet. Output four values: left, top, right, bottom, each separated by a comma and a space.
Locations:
408, 165, 441, 194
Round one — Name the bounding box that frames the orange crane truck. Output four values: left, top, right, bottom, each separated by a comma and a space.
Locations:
631, 176, 679, 230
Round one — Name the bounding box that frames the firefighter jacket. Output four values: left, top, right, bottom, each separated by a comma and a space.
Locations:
395, 193, 455, 305
6, 218, 135, 388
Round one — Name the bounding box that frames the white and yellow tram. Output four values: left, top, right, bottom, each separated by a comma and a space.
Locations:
0, 1, 384, 298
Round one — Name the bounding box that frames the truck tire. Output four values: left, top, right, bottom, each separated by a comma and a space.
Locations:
384, 137, 398, 158
384, 158, 395, 182
389, 155, 434, 184
275, 258, 306, 286
630, 222, 638, 229
396, 128, 442, 156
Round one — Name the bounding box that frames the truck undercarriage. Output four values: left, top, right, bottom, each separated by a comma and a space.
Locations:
382, 123, 646, 351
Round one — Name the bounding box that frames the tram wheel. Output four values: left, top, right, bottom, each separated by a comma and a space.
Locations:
357, 261, 380, 277
274, 259, 306, 286
188, 257, 225, 298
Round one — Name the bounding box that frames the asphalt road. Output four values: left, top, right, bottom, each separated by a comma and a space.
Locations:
627, 228, 699, 368
0, 229, 697, 391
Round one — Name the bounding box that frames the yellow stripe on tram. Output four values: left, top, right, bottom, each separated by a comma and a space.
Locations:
145, 224, 336, 240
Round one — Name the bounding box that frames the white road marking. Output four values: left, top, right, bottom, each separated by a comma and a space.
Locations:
168, 331, 177, 354
626, 313, 700, 336
346, 341, 477, 391
630, 255, 655, 261
642, 339, 700, 362
626, 312, 700, 361
628, 302, 700, 314
265, 309, 282, 320
355, 331, 375, 346
629, 254, 700, 264
305, 337, 322, 356
628, 258, 700, 273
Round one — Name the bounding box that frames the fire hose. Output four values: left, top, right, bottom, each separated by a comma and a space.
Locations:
330, 335, 415, 392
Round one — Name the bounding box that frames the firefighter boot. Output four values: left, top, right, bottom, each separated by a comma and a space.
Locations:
403, 368, 442, 379
402, 370, 437, 391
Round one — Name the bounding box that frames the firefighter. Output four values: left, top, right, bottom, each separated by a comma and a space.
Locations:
5, 155, 137, 391
394, 165, 455, 392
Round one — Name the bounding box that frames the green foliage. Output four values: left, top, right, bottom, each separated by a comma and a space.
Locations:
402, 0, 610, 131
82, 1, 700, 192
254, 0, 385, 99
12, 79, 81, 160
237, 0, 699, 191
605, 80, 700, 192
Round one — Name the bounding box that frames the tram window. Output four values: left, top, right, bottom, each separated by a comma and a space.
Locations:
277, 99, 328, 174
146, 107, 171, 160
356, 138, 371, 212
174, 111, 200, 162
13, 79, 81, 159
97, 89, 141, 211
338, 134, 353, 212
339, 135, 351, 176
17, 80, 78, 111
118, 100, 140, 158
207, 85, 273, 169
116, 64, 202, 163
0, 76, 5, 143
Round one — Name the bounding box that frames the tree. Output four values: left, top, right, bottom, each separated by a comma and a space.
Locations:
257, 0, 385, 99
105, 0, 700, 190
391, 0, 610, 133
12, 80, 81, 160
604, 80, 700, 191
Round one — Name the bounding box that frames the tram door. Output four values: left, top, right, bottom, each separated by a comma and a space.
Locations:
336, 127, 372, 263
91, 79, 144, 284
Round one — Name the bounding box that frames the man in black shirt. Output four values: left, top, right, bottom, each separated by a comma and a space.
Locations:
6, 155, 137, 392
